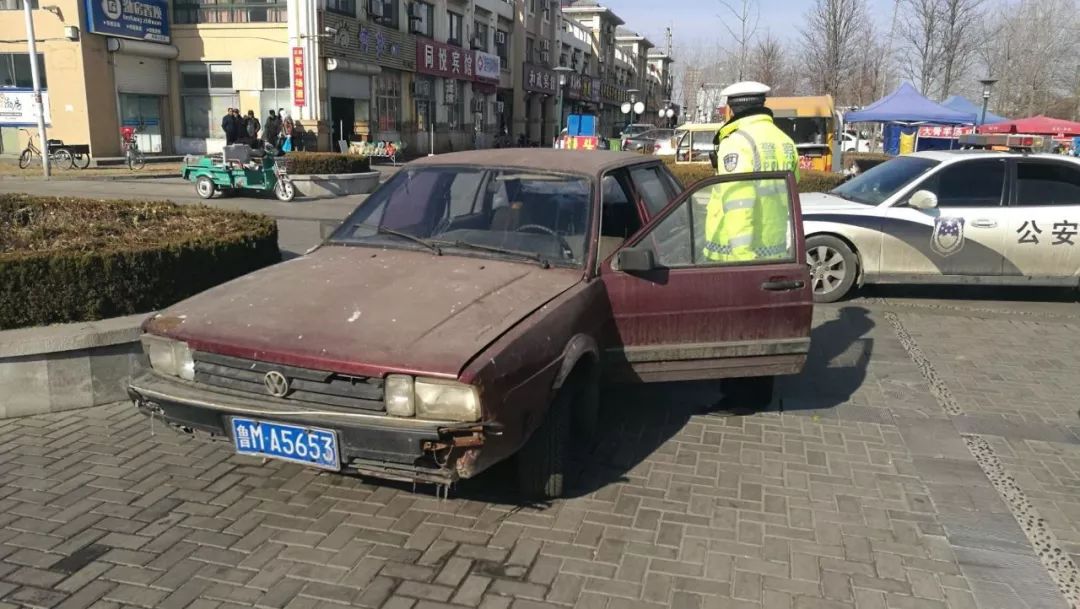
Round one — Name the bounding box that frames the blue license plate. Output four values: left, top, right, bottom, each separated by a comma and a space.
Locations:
230, 418, 340, 471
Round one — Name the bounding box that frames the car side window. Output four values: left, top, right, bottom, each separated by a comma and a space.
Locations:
635, 176, 795, 268
630, 166, 675, 218
917, 159, 1005, 207
1015, 162, 1080, 206
597, 171, 643, 267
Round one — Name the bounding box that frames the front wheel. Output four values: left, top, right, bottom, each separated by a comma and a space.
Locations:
128, 149, 145, 171
274, 178, 295, 202
517, 383, 576, 499
195, 176, 216, 199
806, 235, 858, 303
18, 149, 32, 169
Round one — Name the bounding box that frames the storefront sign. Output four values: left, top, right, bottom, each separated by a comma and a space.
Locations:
918, 125, 975, 138
566, 73, 598, 102
0, 89, 50, 125
292, 47, 306, 107
320, 12, 416, 71
474, 51, 500, 82
600, 80, 628, 105
523, 64, 557, 95
416, 38, 474, 80
84, 0, 170, 43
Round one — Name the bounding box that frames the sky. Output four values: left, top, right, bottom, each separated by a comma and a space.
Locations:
600, 0, 897, 50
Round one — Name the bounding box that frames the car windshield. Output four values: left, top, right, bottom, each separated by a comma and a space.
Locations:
623, 125, 652, 137
328, 166, 592, 268
638, 129, 674, 141
830, 156, 940, 205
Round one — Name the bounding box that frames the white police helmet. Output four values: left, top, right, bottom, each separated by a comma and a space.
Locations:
720, 81, 771, 101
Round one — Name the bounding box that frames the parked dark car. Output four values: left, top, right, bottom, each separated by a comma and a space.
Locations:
622, 128, 676, 154
128, 150, 813, 498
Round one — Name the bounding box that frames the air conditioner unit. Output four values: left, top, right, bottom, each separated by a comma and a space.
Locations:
472, 99, 484, 113
368, 0, 384, 19
541, 40, 551, 51
495, 31, 506, 44
471, 35, 483, 49
407, 2, 422, 20
540, 50, 550, 63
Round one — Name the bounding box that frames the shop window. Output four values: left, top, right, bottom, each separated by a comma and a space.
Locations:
0, 53, 46, 88
0, 0, 37, 9
375, 0, 398, 28
259, 57, 290, 121
174, 0, 286, 23
448, 11, 464, 46
411, 1, 432, 37
324, 0, 354, 15
180, 62, 237, 139
375, 74, 401, 134
526, 37, 535, 64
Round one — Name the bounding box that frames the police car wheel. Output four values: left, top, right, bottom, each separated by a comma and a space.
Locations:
806, 235, 857, 303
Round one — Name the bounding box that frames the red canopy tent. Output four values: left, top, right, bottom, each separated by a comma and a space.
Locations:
978, 115, 1080, 137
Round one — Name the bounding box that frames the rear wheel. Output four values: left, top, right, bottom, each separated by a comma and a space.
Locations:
195, 176, 216, 199
51, 149, 73, 170
128, 149, 145, 171
517, 383, 576, 499
807, 234, 858, 303
73, 153, 91, 169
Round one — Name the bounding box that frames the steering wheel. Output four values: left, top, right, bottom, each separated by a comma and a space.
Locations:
516, 224, 574, 259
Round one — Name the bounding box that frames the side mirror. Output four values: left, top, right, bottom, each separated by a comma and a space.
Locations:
613, 247, 656, 273
909, 190, 939, 210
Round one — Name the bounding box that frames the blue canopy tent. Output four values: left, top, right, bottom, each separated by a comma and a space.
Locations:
845, 83, 977, 154
942, 95, 1006, 124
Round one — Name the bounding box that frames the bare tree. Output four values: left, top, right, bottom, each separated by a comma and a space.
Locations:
937, 0, 985, 97
897, 0, 942, 94
799, 0, 870, 98
748, 33, 796, 95
716, 0, 759, 81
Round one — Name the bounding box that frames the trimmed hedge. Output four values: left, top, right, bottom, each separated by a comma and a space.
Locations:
663, 158, 846, 193
285, 152, 371, 175
0, 194, 280, 330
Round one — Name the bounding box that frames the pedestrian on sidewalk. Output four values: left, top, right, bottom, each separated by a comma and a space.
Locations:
264, 110, 281, 153
280, 112, 294, 153
222, 108, 239, 145
243, 110, 261, 147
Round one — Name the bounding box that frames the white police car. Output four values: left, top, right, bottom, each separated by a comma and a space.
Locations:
803, 134, 1080, 302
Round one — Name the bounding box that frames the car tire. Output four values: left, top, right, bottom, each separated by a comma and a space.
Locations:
807, 234, 857, 303
722, 376, 774, 411
195, 176, 216, 199
517, 383, 575, 499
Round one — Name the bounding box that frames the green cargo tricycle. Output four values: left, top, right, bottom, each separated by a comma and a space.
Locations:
181, 145, 296, 202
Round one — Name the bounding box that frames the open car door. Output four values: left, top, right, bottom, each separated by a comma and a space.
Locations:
599, 171, 814, 383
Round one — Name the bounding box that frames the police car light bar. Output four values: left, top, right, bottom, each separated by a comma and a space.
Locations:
956, 133, 1046, 150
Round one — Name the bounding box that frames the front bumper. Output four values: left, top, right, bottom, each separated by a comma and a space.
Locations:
127, 370, 494, 485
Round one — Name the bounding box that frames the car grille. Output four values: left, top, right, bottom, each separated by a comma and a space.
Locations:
193, 351, 385, 412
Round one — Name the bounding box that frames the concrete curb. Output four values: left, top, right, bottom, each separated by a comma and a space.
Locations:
291, 171, 380, 198
0, 313, 148, 419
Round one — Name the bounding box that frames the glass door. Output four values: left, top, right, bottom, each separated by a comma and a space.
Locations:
119, 94, 163, 153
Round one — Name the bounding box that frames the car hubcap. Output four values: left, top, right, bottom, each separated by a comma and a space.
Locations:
198, 181, 212, 196
807, 245, 845, 295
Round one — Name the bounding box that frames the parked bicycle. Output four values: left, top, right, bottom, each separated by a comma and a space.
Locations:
122, 125, 146, 171
18, 129, 74, 170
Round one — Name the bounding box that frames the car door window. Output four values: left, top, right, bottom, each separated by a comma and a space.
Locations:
635, 176, 795, 268
917, 159, 1005, 207
1015, 162, 1080, 206
630, 166, 675, 217
598, 171, 643, 265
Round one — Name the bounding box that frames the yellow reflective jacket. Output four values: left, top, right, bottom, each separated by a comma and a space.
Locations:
703, 113, 800, 262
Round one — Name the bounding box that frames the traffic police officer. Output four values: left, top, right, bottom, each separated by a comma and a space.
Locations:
703, 81, 800, 263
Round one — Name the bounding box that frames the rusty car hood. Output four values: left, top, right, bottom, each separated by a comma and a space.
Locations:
149, 246, 582, 378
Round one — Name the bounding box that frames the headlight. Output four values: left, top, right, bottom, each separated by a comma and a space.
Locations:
141, 335, 195, 381
383, 376, 481, 422
384, 375, 415, 417
415, 378, 480, 422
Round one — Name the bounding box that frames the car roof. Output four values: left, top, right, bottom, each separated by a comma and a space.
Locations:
406, 149, 654, 176
904, 150, 1080, 164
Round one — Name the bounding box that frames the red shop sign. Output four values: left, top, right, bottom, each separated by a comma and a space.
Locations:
292, 47, 306, 107
416, 38, 474, 80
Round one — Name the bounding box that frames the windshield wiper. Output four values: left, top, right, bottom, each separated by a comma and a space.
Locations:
435, 240, 552, 269
345, 224, 442, 255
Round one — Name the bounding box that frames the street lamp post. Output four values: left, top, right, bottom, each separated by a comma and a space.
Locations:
978, 78, 998, 129
23, 0, 49, 178
554, 66, 573, 147
626, 88, 640, 127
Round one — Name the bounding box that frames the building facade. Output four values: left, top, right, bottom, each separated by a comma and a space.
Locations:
0, 0, 671, 158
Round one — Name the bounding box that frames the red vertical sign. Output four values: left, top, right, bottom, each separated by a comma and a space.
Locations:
292, 47, 306, 108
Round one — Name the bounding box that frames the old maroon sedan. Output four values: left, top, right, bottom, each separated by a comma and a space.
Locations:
128, 150, 812, 498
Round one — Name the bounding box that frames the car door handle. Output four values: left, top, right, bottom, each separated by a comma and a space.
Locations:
762, 279, 806, 291
971, 219, 998, 228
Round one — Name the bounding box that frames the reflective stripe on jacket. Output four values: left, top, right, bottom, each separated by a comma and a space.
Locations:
703, 113, 799, 262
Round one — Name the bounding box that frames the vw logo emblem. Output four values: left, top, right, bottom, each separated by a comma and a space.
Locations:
263, 371, 291, 398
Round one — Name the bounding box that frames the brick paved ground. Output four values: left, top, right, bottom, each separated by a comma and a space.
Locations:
1, 298, 1078, 609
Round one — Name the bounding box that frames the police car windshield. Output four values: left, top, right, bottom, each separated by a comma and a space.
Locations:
830, 156, 940, 205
